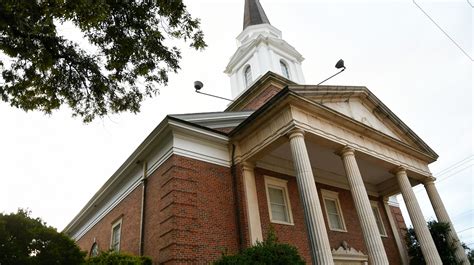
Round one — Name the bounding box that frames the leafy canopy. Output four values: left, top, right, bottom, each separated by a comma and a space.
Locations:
214, 228, 306, 265
405, 220, 468, 265
0, 0, 206, 122
0, 209, 86, 265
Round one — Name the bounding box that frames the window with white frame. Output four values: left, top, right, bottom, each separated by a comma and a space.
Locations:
370, 201, 387, 237
265, 176, 293, 225
90, 242, 99, 257
244, 65, 252, 87
321, 190, 347, 232
280, 60, 290, 79
110, 219, 122, 252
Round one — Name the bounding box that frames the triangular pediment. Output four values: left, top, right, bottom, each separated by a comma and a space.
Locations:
322, 99, 405, 142
288, 85, 437, 159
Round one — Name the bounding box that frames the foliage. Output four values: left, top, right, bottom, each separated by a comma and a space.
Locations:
467, 249, 474, 264
405, 220, 460, 265
85, 251, 152, 265
0, 0, 206, 122
0, 209, 86, 265
214, 228, 305, 265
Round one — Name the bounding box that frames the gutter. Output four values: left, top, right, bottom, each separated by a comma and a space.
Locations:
138, 161, 148, 256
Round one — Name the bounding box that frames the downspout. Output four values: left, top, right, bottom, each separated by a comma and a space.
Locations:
231, 144, 244, 251
139, 161, 148, 256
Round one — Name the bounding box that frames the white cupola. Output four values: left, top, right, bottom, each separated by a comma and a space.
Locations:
224, 0, 305, 99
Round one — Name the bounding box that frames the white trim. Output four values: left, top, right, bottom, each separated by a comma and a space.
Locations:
65, 118, 231, 241
110, 218, 122, 252
321, 189, 347, 232
370, 201, 388, 237
242, 165, 263, 244
264, 176, 294, 225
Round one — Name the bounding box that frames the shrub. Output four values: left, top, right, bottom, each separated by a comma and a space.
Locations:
85, 251, 152, 265
214, 228, 305, 265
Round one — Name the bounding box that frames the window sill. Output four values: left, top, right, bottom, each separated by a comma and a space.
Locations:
270, 220, 294, 226
329, 228, 348, 233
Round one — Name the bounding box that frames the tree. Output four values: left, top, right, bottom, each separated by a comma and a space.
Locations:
214, 228, 305, 265
0, 209, 85, 265
0, 0, 206, 122
467, 249, 474, 264
405, 220, 464, 265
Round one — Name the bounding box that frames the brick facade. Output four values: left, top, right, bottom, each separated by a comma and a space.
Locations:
252, 167, 403, 264
76, 156, 405, 264
77, 155, 240, 264
76, 184, 142, 256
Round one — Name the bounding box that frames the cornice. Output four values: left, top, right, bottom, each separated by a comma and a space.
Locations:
225, 35, 304, 74
63, 117, 230, 239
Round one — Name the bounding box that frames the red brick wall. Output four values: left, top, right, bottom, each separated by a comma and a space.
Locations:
74, 156, 406, 264
76, 155, 239, 265
143, 155, 239, 264
253, 167, 402, 264
240, 84, 282, 111
76, 184, 142, 256
390, 205, 408, 244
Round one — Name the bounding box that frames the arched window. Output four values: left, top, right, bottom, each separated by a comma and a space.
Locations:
90, 242, 99, 257
244, 65, 252, 87
280, 60, 290, 79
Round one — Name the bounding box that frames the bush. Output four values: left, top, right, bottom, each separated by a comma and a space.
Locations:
85, 251, 152, 265
214, 228, 305, 265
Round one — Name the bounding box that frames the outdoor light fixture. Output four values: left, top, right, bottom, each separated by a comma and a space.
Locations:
316, 59, 346, 85
194, 81, 234, 102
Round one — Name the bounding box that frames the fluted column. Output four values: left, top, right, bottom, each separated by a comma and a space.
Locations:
339, 146, 389, 264
242, 162, 263, 244
288, 128, 334, 265
395, 167, 443, 265
424, 180, 470, 264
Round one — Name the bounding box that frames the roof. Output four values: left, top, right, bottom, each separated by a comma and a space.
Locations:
243, 0, 270, 30
169, 111, 253, 130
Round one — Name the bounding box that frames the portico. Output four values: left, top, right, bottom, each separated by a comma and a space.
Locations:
231, 85, 467, 264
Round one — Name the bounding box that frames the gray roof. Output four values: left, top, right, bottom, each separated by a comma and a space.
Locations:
243, 0, 270, 30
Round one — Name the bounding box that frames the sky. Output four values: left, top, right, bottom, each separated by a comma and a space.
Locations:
0, 0, 472, 248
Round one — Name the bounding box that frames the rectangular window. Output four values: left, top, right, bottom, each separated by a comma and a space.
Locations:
110, 219, 122, 252
371, 201, 387, 237
321, 190, 347, 232
265, 176, 293, 225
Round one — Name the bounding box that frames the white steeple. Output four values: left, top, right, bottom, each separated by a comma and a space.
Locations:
224, 0, 305, 99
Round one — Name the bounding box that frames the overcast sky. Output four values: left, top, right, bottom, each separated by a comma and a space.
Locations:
0, 0, 472, 248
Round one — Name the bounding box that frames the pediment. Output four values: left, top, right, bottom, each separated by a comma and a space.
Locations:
288, 85, 438, 160
322, 99, 404, 142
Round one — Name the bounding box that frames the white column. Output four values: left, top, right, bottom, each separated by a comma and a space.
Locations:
395, 167, 442, 265
424, 180, 470, 264
339, 146, 389, 265
288, 128, 334, 265
242, 162, 263, 244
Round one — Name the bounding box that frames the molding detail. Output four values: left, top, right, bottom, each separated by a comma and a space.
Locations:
332, 243, 369, 263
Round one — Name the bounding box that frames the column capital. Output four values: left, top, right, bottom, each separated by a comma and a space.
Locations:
287, 128, 305, 140
336, 145, 356, 157
422, 178, 436, 187
242, 161, 256, 171
391, 165, 407, 176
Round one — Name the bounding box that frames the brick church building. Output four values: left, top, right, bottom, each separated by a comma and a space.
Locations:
64, 1, 469, 264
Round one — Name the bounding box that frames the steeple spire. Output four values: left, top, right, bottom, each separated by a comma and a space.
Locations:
243, 0, 270, 30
